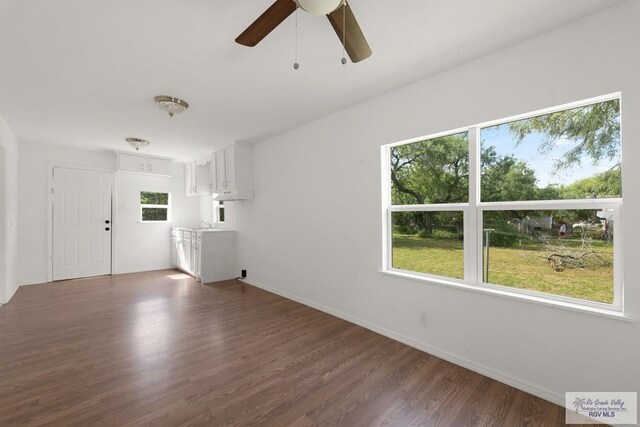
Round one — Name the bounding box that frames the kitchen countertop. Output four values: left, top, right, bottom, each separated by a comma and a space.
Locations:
172, 227, 235, 233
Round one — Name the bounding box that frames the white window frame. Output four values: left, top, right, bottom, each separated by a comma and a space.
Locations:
140, 192, 171, 223
381, 93, 623, 313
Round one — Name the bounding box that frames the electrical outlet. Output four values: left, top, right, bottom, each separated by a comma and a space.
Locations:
241, 269, 247, 278
419, 312, 428, 327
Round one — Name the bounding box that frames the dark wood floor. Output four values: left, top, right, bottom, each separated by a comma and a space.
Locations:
0, 269, 572, 426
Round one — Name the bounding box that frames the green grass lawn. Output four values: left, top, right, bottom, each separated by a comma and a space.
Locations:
392, 235, 465, 279
392, 233, 614, 303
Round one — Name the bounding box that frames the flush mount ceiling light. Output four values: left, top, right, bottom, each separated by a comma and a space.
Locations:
154, 95, 189, 118
126, 137, 150, 151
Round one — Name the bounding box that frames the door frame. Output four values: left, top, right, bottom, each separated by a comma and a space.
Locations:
47, 165, 116, 283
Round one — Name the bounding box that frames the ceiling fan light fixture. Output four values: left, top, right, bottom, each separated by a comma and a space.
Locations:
295, 0, 344, 16
235, 0, 371, 63
126, 137, 150, 151
154, 95, 189, 118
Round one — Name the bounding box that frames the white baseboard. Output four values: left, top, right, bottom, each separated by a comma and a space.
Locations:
19, 280, 46, 287
242, 277, 566, 408
4, 283, 18, 303
0, 282, 19, 304
113, 265, 174, 275
19, 265, 176, 287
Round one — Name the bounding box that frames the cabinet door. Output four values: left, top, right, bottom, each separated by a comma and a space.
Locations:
194, 236, 202, 279
176, 238, 186, 270
216, 149, 227, 192
170, 235, 178, 267
191, 162, 197, 195
195, 162, 210, 195
209, 152, 218, 194
185, 163, 194, 196
147, 158, 171, 176
224, 145, 236, 190
183, 235, 193, 274
119, 154, 147, 172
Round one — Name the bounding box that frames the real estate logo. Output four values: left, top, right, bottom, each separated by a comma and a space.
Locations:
566, 392, 637, 425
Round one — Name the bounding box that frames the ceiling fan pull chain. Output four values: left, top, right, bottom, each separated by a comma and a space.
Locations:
341, 1, 347, 65
293, 7, 300, 70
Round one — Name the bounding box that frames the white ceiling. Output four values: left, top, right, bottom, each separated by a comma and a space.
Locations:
0, 0, 624, 161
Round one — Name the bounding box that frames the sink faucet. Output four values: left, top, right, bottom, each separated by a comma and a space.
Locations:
200, 220, 215, 228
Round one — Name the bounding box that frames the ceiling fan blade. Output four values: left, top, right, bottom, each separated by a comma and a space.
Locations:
327, 2, 372, 63
235, 0, 297, 47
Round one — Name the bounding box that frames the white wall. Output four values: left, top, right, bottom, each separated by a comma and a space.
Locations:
0, 115, 18, 303
199, 196, 215, 226
199, 196, 239, 231
0, 147, 4, 299
18, 142, 199, 285
114, 165, 199, 274
236, 1, 640, 405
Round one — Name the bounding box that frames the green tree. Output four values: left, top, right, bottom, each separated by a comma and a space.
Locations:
508, 99, 620, 171
559, 168, 621, 199
481, 146, 538, 202
390, 134, 469, 205
140, 192, 168, 205
536, 184, 561, 201
390, 134, 469, 234
390, 135, 541, 234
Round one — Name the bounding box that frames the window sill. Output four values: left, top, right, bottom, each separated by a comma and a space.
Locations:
380, 269, 635, 322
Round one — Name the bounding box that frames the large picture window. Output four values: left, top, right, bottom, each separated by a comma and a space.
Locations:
383, 95, 622, 310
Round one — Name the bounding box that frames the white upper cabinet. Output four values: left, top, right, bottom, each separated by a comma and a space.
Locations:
209, 151, 219, 195
184, 143, 252, 199
118, 153, 147, 172
147, 157, 172, 176
117, 153, 171, 176
222, 144, 237, 191
213, 143, 253, 200
185, 160, 211, 197
196, 162, 210, 195
185, 162, 195, 196
215, 149, 226, 191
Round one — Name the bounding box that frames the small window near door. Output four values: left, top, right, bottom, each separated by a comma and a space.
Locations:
213, 200, 225, 223
141, 192, 170, 222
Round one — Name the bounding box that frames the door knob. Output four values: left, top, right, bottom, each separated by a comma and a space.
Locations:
105, 227, 110, 231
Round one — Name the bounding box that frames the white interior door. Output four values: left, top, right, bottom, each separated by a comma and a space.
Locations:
53, 168, 113, 281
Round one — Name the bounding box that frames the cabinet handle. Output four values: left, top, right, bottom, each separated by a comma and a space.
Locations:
149, 163, 153, 172
141, 163, 144, 171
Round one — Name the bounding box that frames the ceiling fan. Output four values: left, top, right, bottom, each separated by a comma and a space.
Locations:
235, 0, 372, 63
